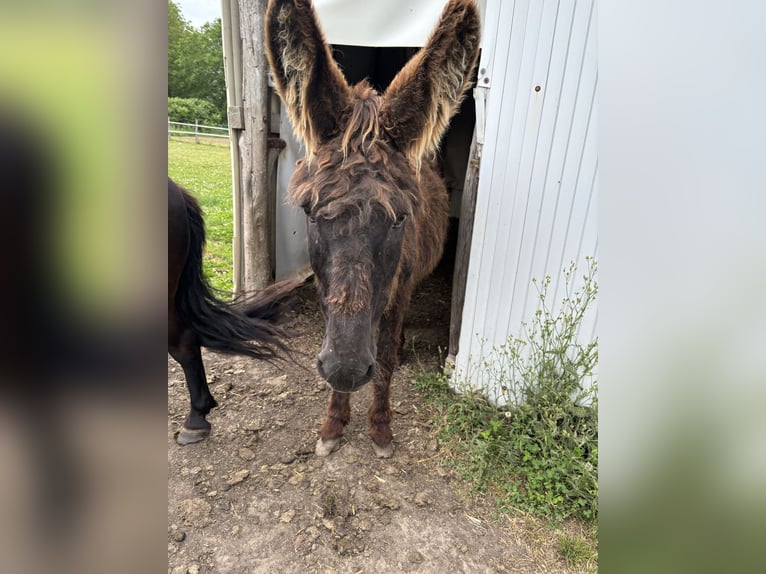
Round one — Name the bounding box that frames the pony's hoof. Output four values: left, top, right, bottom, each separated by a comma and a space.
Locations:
176, 427, 210, 445
315, 437, 341, 457
372, 441, 394, 459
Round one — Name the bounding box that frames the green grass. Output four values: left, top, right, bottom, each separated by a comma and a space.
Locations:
557, 529, 598, 571
411, 260, 598, 568
168, 137, 234, 294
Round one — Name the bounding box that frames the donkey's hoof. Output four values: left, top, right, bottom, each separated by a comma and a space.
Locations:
176, 427, 210, 445
315, 437, 341, 457
372, 441, 394, 459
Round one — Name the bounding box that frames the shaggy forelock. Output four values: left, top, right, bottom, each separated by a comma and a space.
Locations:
287, 84, 419, 223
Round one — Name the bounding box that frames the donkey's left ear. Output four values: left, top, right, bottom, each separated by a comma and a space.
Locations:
265, 0, 353, 155
380, 0, 481, 166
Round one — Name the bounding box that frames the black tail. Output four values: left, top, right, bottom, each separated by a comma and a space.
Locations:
175, 187, 299, 360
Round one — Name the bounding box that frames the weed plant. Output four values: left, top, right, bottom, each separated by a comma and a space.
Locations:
413, 259, 598, 522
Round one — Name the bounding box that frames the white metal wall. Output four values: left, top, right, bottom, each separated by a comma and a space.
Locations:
455, 0, 599, 402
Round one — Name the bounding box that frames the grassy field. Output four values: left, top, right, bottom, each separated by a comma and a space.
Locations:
168, 136, 234, 294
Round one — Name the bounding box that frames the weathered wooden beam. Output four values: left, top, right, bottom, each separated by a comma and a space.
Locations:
448, 129, 481, 362
221, 0, 245, 294
237, 0, 272, 291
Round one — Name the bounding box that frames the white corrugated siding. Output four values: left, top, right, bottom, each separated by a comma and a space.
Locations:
455, 0, 599, 402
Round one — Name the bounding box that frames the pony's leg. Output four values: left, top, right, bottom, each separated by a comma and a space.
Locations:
169, 327, 218, 445
316, 390, 351, 456
368, 303, 408, 458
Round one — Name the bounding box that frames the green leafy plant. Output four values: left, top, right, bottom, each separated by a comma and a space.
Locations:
413, 258, 598, 522
168, 97, 225, 127
168, 1, 226, 120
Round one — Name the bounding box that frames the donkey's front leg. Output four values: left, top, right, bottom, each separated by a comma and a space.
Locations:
368, 304, 407, 458
368, 374, 394, 458
316, 390, 351, 456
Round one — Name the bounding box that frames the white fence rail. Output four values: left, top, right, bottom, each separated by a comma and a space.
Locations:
168, 120, 230, 142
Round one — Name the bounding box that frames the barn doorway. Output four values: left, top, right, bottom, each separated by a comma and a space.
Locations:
275, 44, 478, 361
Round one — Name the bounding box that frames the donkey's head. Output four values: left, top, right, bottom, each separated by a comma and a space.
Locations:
266, 0, 480, 392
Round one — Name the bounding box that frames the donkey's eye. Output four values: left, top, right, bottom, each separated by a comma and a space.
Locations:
392, 214, 408, 229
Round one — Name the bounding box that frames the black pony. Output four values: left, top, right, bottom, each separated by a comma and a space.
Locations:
168, 178, 298, 444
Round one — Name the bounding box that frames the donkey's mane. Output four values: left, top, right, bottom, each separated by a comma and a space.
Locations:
288, 83, 419, 224
341, 83, 381, 159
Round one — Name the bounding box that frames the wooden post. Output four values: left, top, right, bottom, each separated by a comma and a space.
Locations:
221, 0, 245, 294
195, 119, 199, 144
448, 129, 481, 363
237, 0, 272, 291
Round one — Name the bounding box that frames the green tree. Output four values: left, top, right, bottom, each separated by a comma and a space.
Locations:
168, 0, 195, 97
191, 20, 226, 121
168, 1, 226, 125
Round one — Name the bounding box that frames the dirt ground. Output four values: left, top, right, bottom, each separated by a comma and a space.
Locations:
168, 265, 580, 573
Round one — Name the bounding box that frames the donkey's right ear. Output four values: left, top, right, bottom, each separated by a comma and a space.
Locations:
265, 0, 353, 156
380, 0, 481, 168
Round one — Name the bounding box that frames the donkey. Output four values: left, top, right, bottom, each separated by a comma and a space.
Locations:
168, 178, 299, 445
265, 0, 481, 457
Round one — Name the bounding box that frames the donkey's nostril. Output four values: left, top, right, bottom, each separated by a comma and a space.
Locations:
365, 364, 374, 379
316, 357, 325, 375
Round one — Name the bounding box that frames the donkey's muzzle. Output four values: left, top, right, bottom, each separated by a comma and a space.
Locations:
316, 352, 374, 392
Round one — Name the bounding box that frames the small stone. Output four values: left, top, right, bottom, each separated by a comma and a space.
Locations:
172, 531, 186, 542
414, 491, 431, 507
279, 509, 296, 523
407, 550, 424, 563
288, 473, 303, 486
189, 466, 202, 476
232, 525, 240, 536
227, 469, 250, 486
239, 447, 256, 461
281, 454, 296, 465
170, 567, 186, 574
188, 566, 200, 574
179, 498, 212, 528
207, 490, 218, 497
374, 494, 400, 510
459, 543, 469, 554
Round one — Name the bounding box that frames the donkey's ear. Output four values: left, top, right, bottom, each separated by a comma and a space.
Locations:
381, 0, 481, 166
265, 0, 353, 155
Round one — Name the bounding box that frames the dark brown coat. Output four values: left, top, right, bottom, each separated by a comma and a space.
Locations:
265, 0, 481, 457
